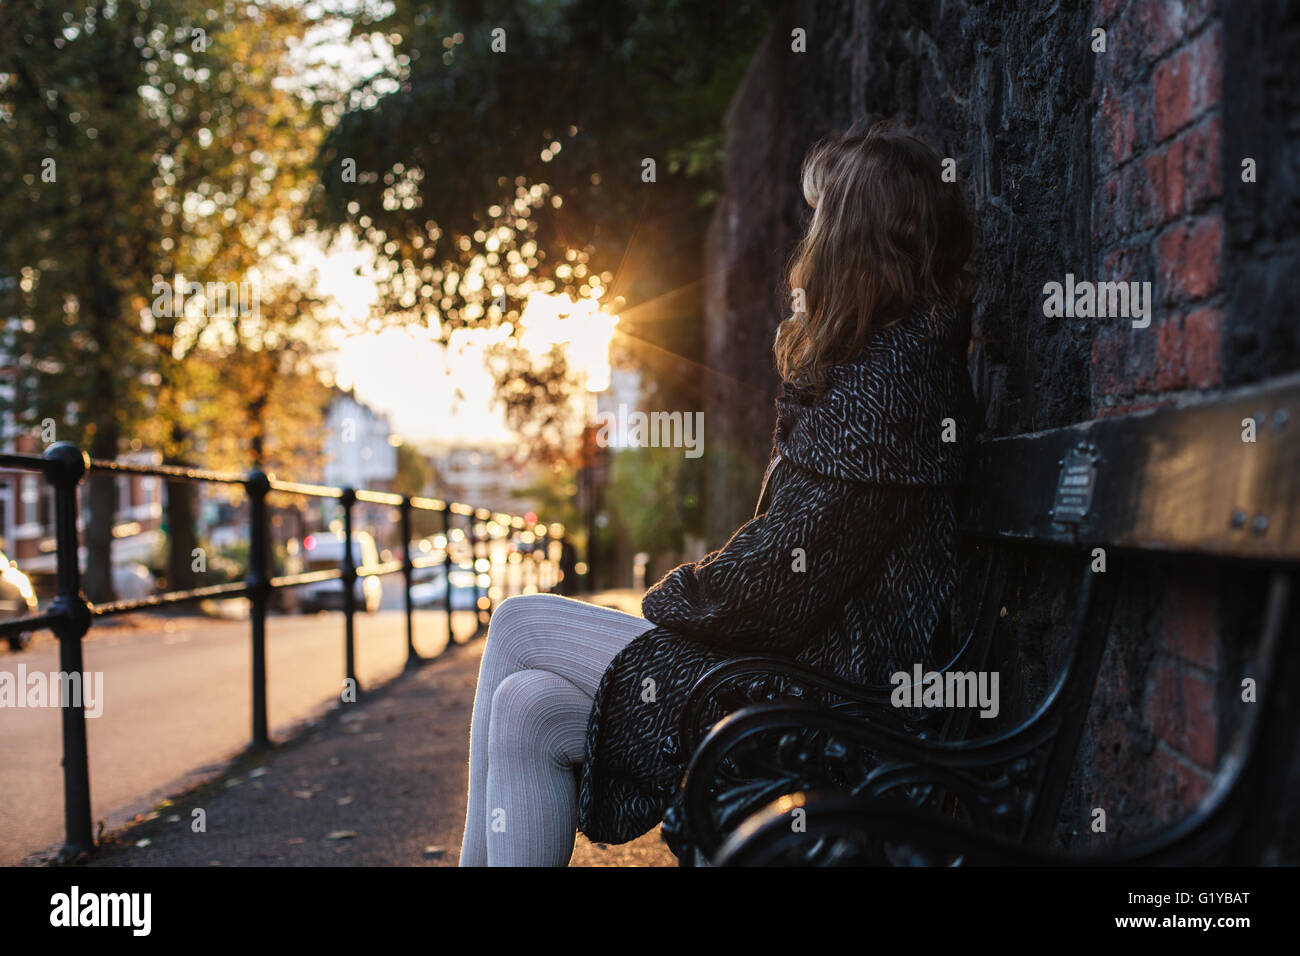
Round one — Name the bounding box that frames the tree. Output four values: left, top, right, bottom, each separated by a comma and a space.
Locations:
0, 0, 208, 600
137, 2, 334, 588
314, 0, 776, 559
1, 1, 337, 596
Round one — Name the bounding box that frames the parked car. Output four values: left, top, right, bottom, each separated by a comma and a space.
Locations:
112, 563, 156, 602
0, 551, 38, 651
410, 563, 480, 611
296, 531, 383, 614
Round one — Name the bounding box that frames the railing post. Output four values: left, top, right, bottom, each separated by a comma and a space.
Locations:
511, 525, 524, 597
471, 512, 487, 637
535, 524, 550, 593
442, 506, 455, 650
556, 527, 575, 596
552, 527, 565, 593
246, 469, 271, 750
484, 518, 499, 618
401, 497, 418, 668
44, 442, 94, 859
533, 525, 547, 593
341, 488, 358, 693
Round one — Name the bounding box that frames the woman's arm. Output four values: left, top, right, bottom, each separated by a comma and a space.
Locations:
641, 459, 924, 655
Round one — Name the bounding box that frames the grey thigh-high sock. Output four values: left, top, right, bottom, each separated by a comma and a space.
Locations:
484, 669, 591, 866
458, 594, 655, 866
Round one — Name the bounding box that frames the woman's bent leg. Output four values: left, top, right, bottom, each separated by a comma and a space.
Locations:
458, 594, 655, 866
484, 669, 591, 866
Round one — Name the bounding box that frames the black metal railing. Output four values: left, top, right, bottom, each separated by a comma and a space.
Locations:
0, 442, 566, 859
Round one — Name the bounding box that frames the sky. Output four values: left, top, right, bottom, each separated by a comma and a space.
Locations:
308, 235, 619, 447
302, 234, 509, 445
280, 2, 624, 448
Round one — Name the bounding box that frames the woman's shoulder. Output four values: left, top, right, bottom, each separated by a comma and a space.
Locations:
774, 306, 975, 485
841, 305, 964, 373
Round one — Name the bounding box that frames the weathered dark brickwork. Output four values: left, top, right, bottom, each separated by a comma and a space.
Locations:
703, 0, 1298, 853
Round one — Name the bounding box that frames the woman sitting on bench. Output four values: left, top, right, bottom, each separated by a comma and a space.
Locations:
459, 122, 979, 866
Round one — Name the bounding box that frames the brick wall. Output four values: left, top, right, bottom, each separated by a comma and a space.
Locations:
1075, 0, 1229, 843
703, 0, 1299, 855
1072, 0, 1298, 854
1091, 0, 1222, 413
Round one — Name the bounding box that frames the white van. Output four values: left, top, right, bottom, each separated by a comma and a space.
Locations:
296, 531, 383, 614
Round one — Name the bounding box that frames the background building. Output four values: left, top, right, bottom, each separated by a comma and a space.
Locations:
421, 443, 535, 516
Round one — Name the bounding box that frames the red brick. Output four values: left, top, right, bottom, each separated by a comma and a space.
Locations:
1099, 94, 1137, 170
1156, 319, 1183, 388
1134, 334, 1161, 394
1098, 0, 1130, 23
1146, 659, 1218, 769
1093, 173, 1123, 243
1102, 245, 1142, 284
1151, 745, 1213, 821
1144, 137, 1187, 225
1156, 215, 1222, 303
1125, 159, 1161, 232
1181, 306, 1223, 386
1141, 0, 1189, 60
1155, 306, 1223, 389
1184, 0, 1216, 33
1161, 575, 1218, 669
1106, 0, 1150, 82
1183, 113, 1223, 210
1153, 25, 1222, 141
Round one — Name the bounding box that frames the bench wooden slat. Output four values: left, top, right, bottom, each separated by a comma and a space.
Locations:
961, 372, 1300, 562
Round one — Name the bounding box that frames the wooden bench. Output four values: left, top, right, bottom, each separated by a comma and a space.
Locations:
668, 372, 1300, 866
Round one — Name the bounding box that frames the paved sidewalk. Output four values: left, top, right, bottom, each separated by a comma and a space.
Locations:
78, 596, 675, 868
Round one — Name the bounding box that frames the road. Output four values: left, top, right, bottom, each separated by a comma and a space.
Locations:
0, 605, 482, 865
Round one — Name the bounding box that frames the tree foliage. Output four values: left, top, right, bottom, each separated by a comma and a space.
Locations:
316, 0, 774, 341
317, 0, 775, 549
0, 0, 334, 595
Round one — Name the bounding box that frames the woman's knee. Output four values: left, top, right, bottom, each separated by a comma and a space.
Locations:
488, 670, 590, 763
484, 593, 569, 666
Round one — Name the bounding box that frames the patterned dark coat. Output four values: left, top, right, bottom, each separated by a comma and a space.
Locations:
576, 306, 978, 845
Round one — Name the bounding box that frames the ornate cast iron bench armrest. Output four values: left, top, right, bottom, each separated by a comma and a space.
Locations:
715, 791, 1061, 866
663, 548, 1007, 864
673, 563, 1119, 862
714, 571, 1295, 866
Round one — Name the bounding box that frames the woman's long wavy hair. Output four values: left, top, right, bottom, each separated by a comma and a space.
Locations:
774, 123, 976, 395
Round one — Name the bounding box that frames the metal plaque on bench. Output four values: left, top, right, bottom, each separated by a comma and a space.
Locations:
1051, 444, 1097, 526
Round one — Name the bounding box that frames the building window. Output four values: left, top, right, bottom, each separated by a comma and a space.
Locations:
22, 474, 40, 525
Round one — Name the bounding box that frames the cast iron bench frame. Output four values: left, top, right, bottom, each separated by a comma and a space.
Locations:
668, 372, 1300, 866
